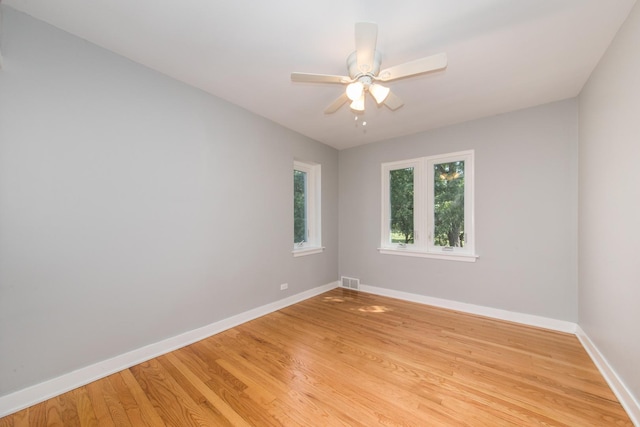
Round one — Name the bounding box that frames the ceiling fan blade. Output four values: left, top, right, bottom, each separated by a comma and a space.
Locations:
324, 93, 349, 114
291, 72, 351, 84
377, 52, 447, 82
383, 90, 404, 110
354, 22, 378, 74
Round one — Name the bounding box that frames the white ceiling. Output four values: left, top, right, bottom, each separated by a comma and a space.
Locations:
4, 0, 636, 150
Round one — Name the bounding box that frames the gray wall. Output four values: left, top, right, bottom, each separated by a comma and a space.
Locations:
578, 2, 640, 403
0, 7, 338, 396
339, 99, 578, 321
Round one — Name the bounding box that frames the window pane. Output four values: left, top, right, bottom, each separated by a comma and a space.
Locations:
434, 161, 465, 247
293, 170, 307, 243
389, 167, 414, 244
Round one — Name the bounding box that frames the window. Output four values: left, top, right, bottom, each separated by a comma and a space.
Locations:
380, 150, 476, 262
293, 160, 323, 256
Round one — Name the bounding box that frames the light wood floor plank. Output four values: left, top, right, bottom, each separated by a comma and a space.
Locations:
27, 399, 47, 426
234, 314, 462, 425
164, 352, 250, 426
68, 388, 98, 427
85, 374, 130, 427
128, 359, 209, 427
0, 289, 633, 426
209, 331, 385, 425
156, 354, 237, 426
44, 396, 65, 426
6, 407, 29, 427
118, 369, 166, 427
175, 343, 290, 426
108, 371, 155, 427
0, 414, 14, 427
187, 340, 334, 426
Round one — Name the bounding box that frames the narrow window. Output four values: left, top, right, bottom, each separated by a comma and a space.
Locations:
293, 169, 308, 244
293, 160, 323, 256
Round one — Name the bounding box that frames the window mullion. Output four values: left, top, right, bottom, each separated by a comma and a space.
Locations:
425, 157, 435, 253
414, 159, 425, 250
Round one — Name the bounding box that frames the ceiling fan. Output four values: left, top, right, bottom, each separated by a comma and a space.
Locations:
291, 22, 447, 114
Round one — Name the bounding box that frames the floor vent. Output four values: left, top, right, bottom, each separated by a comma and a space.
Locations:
341, 276, 360, 290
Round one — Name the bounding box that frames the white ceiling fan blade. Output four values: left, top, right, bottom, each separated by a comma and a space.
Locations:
354, 22, 378, 74
383, 90, 404, 110
377, 52, 447, 82
324, 93, 349, 114
291, 72, 351, 84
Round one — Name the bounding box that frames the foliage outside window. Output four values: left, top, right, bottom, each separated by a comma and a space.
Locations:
390, 167, 415, 244
381, 151, 476, 262
294, 169, 307, 244
433, 160, 465, 248
293, 160, 322, 256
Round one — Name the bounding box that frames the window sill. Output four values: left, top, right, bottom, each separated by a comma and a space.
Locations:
292, 246, 325, 257
378, 247, 478, 262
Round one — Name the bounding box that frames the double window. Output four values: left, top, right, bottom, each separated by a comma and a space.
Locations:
380, 150, 476, 262
293, 160, 322, 256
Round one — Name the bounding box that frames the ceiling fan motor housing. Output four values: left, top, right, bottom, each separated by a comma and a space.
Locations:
347, 50, 382, 79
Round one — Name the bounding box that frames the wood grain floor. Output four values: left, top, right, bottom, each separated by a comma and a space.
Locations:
0, 288, 632, 426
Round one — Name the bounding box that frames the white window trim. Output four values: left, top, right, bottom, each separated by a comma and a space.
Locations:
293, 160, 323, 257
377, 248, 477, 262
380, 158, 423, 249
292, 246, 325, 257
379, 150, 477, 262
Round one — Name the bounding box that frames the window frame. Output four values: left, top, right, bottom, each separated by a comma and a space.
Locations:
293, 160, 323, 257
381, 158, 423, 249
379, 150, 477, 262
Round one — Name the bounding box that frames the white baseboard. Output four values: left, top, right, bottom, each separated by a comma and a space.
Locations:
0, 281, 339, 418
576, 326, 640, 426
358, 284, 577, 333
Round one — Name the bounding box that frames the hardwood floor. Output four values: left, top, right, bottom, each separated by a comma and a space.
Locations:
0, 288, 632, 426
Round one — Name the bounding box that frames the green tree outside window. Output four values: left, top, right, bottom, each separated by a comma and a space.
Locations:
293, 170, 307, 243
389, 167, 414, 244
434, 161, 465, 247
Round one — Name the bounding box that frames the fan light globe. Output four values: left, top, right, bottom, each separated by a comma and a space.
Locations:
350, 94, 365, 111
369, 83, 390, 104
346, 82, 364, 101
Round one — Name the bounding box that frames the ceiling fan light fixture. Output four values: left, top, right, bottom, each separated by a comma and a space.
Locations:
291, 23, 445, 114
369, 83, 390, 104
346, 81, 364, 101
350, 94, 365, 111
